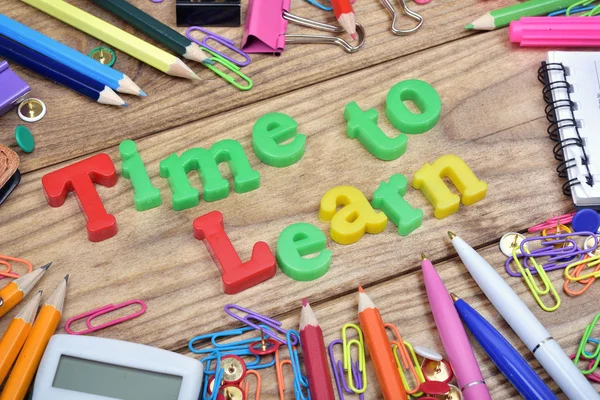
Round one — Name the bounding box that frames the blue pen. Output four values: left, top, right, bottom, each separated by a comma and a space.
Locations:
452, 294, 558, 400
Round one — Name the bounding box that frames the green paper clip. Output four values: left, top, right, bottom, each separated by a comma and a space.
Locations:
201, 47, 252, 91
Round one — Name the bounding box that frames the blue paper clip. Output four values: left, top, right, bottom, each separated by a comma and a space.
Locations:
189, 325, 273, 354
186, 26, 250, 67
286, 330, 311, 400
328, 340, 365, 399
200, 353, 223, 400
304, 0, 333, 11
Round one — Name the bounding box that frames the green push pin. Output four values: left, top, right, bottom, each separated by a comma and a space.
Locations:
14, 125, 35, 153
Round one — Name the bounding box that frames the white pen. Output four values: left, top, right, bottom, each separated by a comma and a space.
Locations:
449, 231, 600, 400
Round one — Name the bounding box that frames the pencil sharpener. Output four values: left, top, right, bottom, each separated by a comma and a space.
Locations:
0, 61, 30, 117
176, 0, 241, 27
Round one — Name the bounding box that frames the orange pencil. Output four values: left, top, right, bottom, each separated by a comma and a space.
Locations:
357, 286, 407, 400
0, 291, 42, 385
0, 263, 51, 318
331, 0, 357, 40
1, 275, 68, 400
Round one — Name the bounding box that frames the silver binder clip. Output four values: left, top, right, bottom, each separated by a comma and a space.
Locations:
380, 0, 424, 35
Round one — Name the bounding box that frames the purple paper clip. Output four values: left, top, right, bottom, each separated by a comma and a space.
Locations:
224, 304, 298, 345
328, 340, 365, 399
186, 26, 250, 67
0, 61, 30, 117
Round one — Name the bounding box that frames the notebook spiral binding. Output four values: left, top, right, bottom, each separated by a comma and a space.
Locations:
538, 62, 593, 196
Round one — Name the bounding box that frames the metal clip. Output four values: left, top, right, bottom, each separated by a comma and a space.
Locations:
575, 312, 600, 374
243, 370, 262, 400
224, 304, 297, 345
201, 47, 253, 91
328, 339, 365, 399
187, 27, 251, 67
342, 323, 368, 394
283, 12, 365, 53
379, 0, 423, 36
65, 300, 146, 335
385, 323, 425, 396
512, 247, 561, 312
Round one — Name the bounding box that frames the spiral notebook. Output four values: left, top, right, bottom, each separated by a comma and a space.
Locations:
539, 51, 600, 209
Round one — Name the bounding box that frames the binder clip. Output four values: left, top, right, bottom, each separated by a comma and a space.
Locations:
241, 0, 365, 54
380, 0, 424, 35
0, 61, 30, 117
0, 145, 21, 206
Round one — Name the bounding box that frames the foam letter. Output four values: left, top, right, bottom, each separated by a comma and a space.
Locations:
319, 186, 387, 244
160, 139, 260, 210
372, 174, 423, 236
42, 153, 118, 242
252, 112, 306, 167
193, 211, 276, 294
344, 101, 407, 161
413, 154, 488, 219
119, 140, 161, 211
277, 223, 332, 281
385, 79, 442, 134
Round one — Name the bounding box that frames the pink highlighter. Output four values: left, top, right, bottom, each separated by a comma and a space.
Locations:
421, 254, 492, 400
510, 17, 600, 47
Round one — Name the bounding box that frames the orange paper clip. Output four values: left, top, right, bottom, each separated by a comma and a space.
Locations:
243, 370, 262, 400
0, 255, 33, 279
275, 346, 295, 400
564, 255, 600, 296
385, 323, 424, 396
65, 300, 146, 335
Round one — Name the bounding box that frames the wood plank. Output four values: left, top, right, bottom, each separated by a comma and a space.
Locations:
0, 0, 512, 172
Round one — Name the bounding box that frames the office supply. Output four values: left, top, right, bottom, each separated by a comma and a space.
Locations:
176, 0, 241, 27
0, 263, 50, 318
0, 145, 19, 195
379, 0, 423, 35
0, 291, 41, 385
419, 381, 451, 396
564, 254, 600, 296
510, 17, 600, 47
331, 0, 357, 39
511, 247, 561, 312
0, 61, 29, 117
1, 275, 67, 400
0, 255, 32, 280
17, 98, 45, 123
65, 300, 146, 335
499, 232, 525, 257
528, 212, 576, 233
87, 47, 116, 67
187, 27, 251, 67
14, 126, 34, 154
574, 312, 600, 374
453, 294, 558, 399
201, 47, 253, 91
20, 0, 199, 80
357, 286, 407, 400
0, 14, 143, 96
31, 334, 203, 400
241, 0, 365, 54
565, 254, 600, 282
299, 299, 335, 400
242, 370, 261, 400
283, 329, 310, 399
341, 323, 367, 394
572, 209, 600, 233
538, 52, 600, 207
449, 231, 600, 400
91, 0, 211, 65
0, 35, 127, 107
420, 253, 490, 400
466, 0, 575, 30
224, 304, 297, 345
385, 323, 424, 396
328, 339, 366, 399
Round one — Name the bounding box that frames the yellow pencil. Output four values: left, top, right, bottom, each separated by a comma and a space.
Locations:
0, 263, 51, 318
21, 0, 199, 80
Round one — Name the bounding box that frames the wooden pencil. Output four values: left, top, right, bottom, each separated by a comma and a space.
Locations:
331, 0, 357, 40
0, 14, 143, 96
0, 275, 68, 400
0, 35, 127, 107
465, 0, 575, 30
91, 0, 212, 65
0, 291, 42, 385
21, 0, 200, 80
0, 263, 51, 319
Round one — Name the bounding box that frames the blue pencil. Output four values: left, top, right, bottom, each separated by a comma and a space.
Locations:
0, 35, 126, 106
452, 294, 558, 400
0, 14, 144, 96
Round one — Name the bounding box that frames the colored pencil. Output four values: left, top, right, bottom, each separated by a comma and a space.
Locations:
465, 0, 575, 30
449, 231, 600, 400
452, 294, 558, 400
299, 299, 335, 400
1, 275, 68, 400
0, 14, 143, 96
0, 263, 51, 319
331, 0, 357, 40
510, 17, 600, 48
20, 0, 199, 80
0, 35, 126, 107
357, 286, 407, 400
0, 291, 42, 385
420, 254, 491, 400
90, 0, 212, 65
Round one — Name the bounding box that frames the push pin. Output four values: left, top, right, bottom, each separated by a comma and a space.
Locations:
413, 346, 454, 384
17, 98, 46, 123
88, 46, 117, 67
221, 355, 246, 384
219, 384, 244, 400
249, 328, 280, 355
499, 232, 526, 257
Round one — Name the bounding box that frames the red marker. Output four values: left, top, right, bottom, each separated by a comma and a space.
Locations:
299, 299, 335, 400
331, 0, 357, 40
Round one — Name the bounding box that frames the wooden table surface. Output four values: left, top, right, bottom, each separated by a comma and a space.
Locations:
0, 0, 594, 398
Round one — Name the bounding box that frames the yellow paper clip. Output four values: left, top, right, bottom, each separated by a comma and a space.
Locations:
384, 323, 425, 396
201, 47, 252, 91
512, 247, 561, 312
565, 254, 600, 282
342, 323, 367, 394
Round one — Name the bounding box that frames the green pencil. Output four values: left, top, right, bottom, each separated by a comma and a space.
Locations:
466, 0, 575, 30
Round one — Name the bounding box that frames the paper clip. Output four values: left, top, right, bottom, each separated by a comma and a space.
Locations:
65, 300, 146, 335
304, 0, 333, 11
565, 254, 600, 282
379, 0, 423, 35
511, 247, 560, 312
0, 255, 33, 279
186, 27, 250, 67
275, 336, 309, 400
189, 325, 272, 354
243, 370, 262, 400
200, 47, 253, 91
224, 304, 298, 345
385, 323, 424, 396
564, 254, 600, 296
571, 352, 600, 383
328, 340, 365, 399
574, 312, 600, 374
201, 353, 225, 400
528, 212, 576, 233
342, 323, 368, 394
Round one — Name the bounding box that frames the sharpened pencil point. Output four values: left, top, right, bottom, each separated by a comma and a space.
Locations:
420, 253, 427, 261
139, 90, 147, 97
41, 262, 52, 270
37, 290, 43, 295
121, 103, 129, 107
202, 59, 215, 66
448, 231, 456, 239
450, 293, 459, 302
302, 298, 308, 307
465, 24, 474, 30
358, 285, 365, 293
350, 33, 357, 40
64, 274, 69, 283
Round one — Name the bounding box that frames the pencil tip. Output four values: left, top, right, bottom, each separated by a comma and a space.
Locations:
450, 293, 459, 302
122, 103, 129, 107
350, 33, 357, 40
202, 59, 215, 66
41, 262, 52, 270
64, 274, 69, 283
139, 90, 147, 97
37, 290, 43, 295
302, 298, 308, 307
358, 285, 364, 293
420, 252, 427, 261
448, 231, 456, 239
465, 24, 474, 30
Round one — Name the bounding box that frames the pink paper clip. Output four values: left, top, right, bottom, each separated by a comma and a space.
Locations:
528, 212, 576, 233
186, 27, 251, 67
65, 300, 147, 335
241, 0, 365, 54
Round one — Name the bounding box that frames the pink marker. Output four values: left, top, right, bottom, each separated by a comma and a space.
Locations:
420, 253, 491, 400
510, 17, 600, 47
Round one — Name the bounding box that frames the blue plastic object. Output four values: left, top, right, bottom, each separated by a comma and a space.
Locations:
572, 209, 600, 234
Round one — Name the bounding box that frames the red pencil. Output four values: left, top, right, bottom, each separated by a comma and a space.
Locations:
331, 0, 357, 40
299, 299, 335, 400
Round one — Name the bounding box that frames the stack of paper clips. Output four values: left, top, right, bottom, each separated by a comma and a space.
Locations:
188, 304, 463, 399
572, 311, 600, 382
